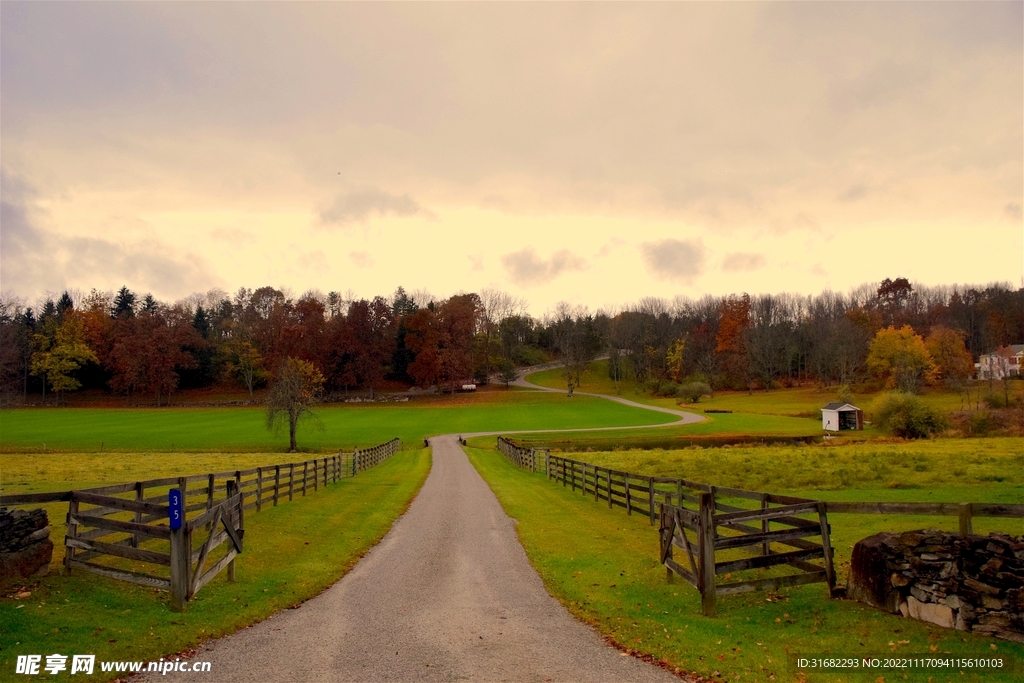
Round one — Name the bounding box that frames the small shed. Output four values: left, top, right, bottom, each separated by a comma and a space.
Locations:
821, 402, 863, 432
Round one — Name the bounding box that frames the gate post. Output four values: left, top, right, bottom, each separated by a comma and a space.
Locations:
170, 476, 190, 612
698, 492, 717, 617
227, 480, 238, 583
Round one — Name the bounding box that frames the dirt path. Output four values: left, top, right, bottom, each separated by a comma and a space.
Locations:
138, 435, 679, 682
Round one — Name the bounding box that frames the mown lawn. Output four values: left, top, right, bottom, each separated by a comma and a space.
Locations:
526, 361, 1023, 421
0, 390, 673, 454
468, 446, 1023, 683
0, 449, 431, 682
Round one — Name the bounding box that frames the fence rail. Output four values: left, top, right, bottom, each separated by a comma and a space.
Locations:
497, 436, 542, 472
497, 436, 1024, 613
1, 439, 401, 611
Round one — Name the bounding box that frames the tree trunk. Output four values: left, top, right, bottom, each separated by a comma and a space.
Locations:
289, 413, 298, 452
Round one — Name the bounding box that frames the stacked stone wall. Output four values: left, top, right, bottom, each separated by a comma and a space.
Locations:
849, 530, 1023, 643
0, 508, 54, 581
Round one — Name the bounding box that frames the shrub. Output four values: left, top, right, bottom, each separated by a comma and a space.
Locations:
871, 392, 949, 439
983, 393, 1007, 409
836, 384, 854, 405
652, 381, 680, 397
677, 381, 713, 403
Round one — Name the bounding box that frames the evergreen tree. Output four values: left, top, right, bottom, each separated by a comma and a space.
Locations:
141, 293, 158, 314
111, 286, 136, 318
56, 291, 74, 318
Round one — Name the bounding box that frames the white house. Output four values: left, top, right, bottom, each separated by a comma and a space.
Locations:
821, 402, 863, 432
977, 345, 1024, 380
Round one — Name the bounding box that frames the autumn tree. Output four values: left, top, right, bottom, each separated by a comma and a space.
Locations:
343, 297, 395, 397
925, 326, 974, 387
29, 312, 98, 405
867, 325, 935, 393
266, 357, 324, 452
716, 294, 751, 391
226, 339, 266, 402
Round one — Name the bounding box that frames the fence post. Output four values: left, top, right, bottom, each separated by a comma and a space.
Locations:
170, 476, 190, 612
698, 492, 716, 617
625, 473, 631, 515
274, 465, 280, 506
608, 470, 613, 509
661, 503, 673, 583
226, 480, 237, 583
207, 473, 215, 509
648, 478, 656, 526
302, 462, 308, 496
545, 451, 550, 480
133, 482, 144, 548
256, 467, 263, 512
289, 463, 295, 501
817, 501, 835, 596
761, 492, 770, 556
594, 467, 600, 502
313, 459, 319, 492
65, 495, 78, 574
958, 503, 973, 535
353, 450, 359, 476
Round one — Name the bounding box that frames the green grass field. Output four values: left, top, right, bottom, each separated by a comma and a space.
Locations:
0, 390, 674, 454
468, 446, 1023, 683
526, 360, 1023, 421
1, 449, 431, 682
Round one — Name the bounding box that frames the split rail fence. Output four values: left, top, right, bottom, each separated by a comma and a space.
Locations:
496, 437, 1024, 615
1, 439, 402, 611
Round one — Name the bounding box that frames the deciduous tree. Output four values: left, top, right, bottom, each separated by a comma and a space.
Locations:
867, 325, 935, 393
266, 357, 324, 452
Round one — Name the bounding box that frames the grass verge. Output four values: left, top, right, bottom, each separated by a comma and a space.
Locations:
467, 446, 1023, 683
0, 448, 431, 682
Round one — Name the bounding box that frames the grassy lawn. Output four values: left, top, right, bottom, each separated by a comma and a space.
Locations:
526, 360, 1024, 420
0, 448, 431, 682
468, 446, 1023, 683
0, 390, 673, 454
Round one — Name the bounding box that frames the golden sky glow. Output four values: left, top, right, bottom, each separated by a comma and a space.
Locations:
2, 2, 1021, 314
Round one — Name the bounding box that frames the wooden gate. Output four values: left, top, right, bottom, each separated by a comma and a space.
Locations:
660, 492, 835, 616
173, 482, 245, 611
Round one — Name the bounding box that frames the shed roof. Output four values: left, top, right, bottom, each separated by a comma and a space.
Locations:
822, 402, 859, 411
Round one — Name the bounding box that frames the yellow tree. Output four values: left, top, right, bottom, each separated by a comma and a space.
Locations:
866, 325, 935, 393
30, 312, 98, 405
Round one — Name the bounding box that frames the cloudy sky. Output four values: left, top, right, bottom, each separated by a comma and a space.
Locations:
2, 2, 1021, 314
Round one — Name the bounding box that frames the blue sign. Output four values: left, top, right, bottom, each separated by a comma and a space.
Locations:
169, 489, 183, 530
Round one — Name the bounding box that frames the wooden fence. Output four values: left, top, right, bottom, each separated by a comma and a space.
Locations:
497, 436, 544, 472
352, 438, 402, 474
660, 495, 834, 616
0, 439, 400, 610
499, 437, 1024, 613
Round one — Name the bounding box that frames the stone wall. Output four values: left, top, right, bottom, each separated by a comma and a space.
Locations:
0, 508, 54, 582
848, 530, 1023, 643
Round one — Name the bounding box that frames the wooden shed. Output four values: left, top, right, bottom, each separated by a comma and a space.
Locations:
821, 402, 863, 432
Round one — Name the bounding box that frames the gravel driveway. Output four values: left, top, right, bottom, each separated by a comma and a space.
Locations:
137, 434, 680, 682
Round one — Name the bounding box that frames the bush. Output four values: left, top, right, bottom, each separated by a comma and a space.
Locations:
651, 381, 680, 397
677, 381, 713, 403
871, 392, 949, 439
983, 393, 1007, 409
836, 384, 854, 405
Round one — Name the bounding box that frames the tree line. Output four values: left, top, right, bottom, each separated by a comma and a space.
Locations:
0, 278, 1021, 405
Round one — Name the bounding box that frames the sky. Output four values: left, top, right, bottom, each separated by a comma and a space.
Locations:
2, 2, 1022, 315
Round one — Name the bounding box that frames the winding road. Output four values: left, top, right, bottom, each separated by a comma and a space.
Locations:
138, 375, 703, 682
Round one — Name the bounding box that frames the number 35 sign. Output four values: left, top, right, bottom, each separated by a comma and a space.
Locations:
169, 489, 183, 530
